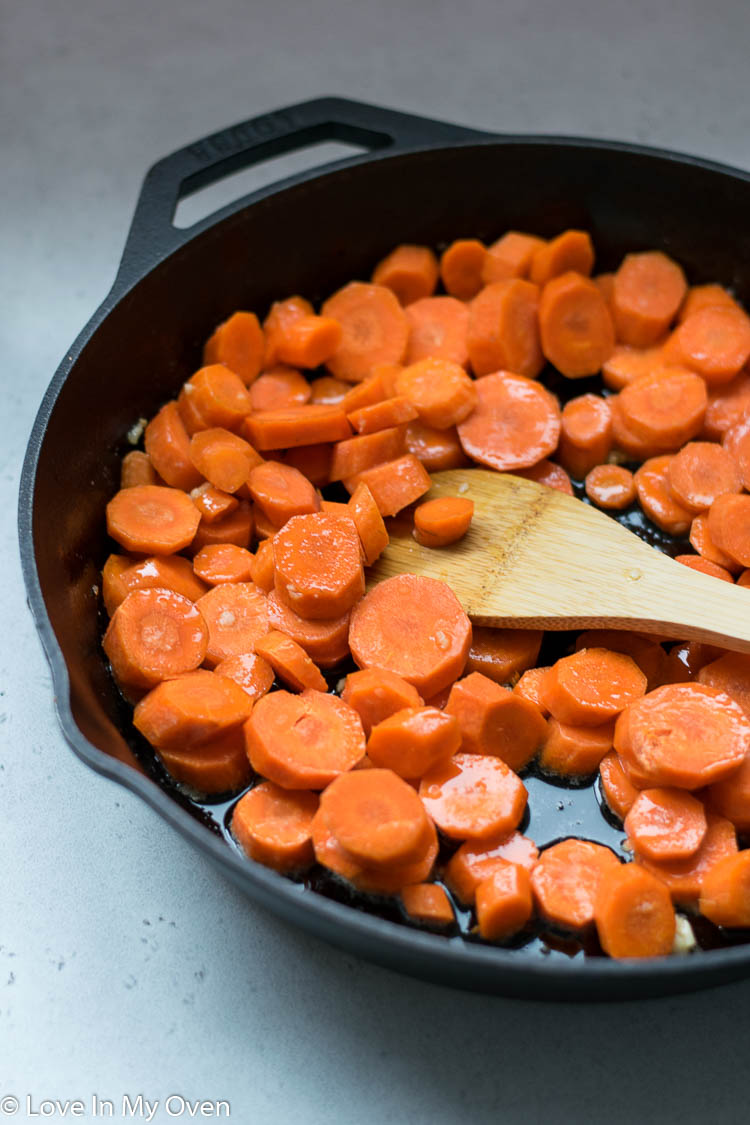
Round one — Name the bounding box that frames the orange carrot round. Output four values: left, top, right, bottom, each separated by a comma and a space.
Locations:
144, 401, 204, 491
515, 458, 574, 494
134, 668, 254, 749
371, 244, 439, 306
465, 627, 543, 685
599, 750, 640, 820
400, 883, 455, 928
689, 512, 741, 573
103, 587, 208, 689
444, 831, 539, 905
404, 296, 470, 367
483, 231, 546, 283
612, 251, 687, 347
668, 305, 750, 383
601, 345, 666, 391
634, 455, 694, 535
213, 651, 274, 703
413, 496, 474, 548
253, 629, 327, 693
467, 279, 543, 378
439, 238, 487, 300
203, 311, 265, 385
395, 358, 477, 429
419, 751, 527, 840
545, 648, 647, 726
667, 441, 742, 512
320, 767, 430, 866
405, 421, 469, 472
594, 864, 676, 959
584, 464, 636, 510
189, 427, 258, 494
540, 717, 614, 777
476, 862, 534, 941
121, 449, 160, 489
617, 370, 707, 450
195, 581, 269, 667
366, 706, 460, 779
322, 282, 410, 381
558, 393, 613, 478
272, 512, 364, 621
232, 782, 319, 873
193, 543, 255, 585
340, 667, 423, 737
531, 838, 620, 930
635, 812, 737, 907
529, 229, 594, 287
102, 553, 208, 616
247, 460, 320, 527
699, 851, 750, 927
539, 272, 615, 378
348, 481, 389, 565
445, 671, 546, 771
184, 364, 253, 430
249, 367, 311, 412
457, 371, 561, 471
707, 493, 750, 567
106, 485, 200, 555
625, 787, 708, 862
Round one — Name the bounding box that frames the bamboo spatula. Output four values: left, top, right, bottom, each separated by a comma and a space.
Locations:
370, 468, 750, 654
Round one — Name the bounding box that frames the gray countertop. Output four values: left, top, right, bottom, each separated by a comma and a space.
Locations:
4, 1, 750, 1121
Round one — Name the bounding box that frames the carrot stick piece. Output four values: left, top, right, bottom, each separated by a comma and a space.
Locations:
439, 239, 487, 300
419, 751, 527, 841
272, 512, 364, 620
103, 588, 208, 689
698, 851, 750, 927
667, 306, 750, 383
476, 862, 534, 941
558, 393, 612, 478
253, 629, 327, 693
413, 496, 474, 548
594, 864, 676, 959
401, 883, 455, 928
322, 282, 410, 382
405, 421, 469, 472
467, 628, 545, 692
243, 404, 352, 450
404, 296, 470, 367
612, 251, 687, 347
158, 729, 251, 795
121, 450, 160, 488
106, 485, 200, 555
193, 543, 255, 585
457, 372, 561, 471
134, 668, 254, 749
247, 460, 320, 527
584, 464, 636, 510
249, 367, 311, 412
707, 493, 750, 567
531, 838, 620, 930
341, 667, 423, 737
195, 582, 269, 667
625, 787, 707, 862
346, 396, 418, 435
144, 401, 204, 491
266, 589, 350, 668
244, 688, 365, 789
467, 279, 543, 378
545, 648, 647, 727
599, 750, 640, 820
101, 554, 208, 616
329, 425, 408, 481
344, 454, 431, 516
539, 271, 615, 378
395, 358, 477, 429
348, 481, 389, 565
445, 672, 546, 771
635, 812, 737, 907
189, 427, 259, 493
540, 717, 614, 777
203, 311, 265, 386
214, 651, 274, 703
366, 705, 460, 779
529, 229, 595, 287
634, 455, 695, 535
349, 573, 472, 699
371, 244, 439, 306
232, 782, 319, 873
482, 231, 546, 284
444, 831, 539, 905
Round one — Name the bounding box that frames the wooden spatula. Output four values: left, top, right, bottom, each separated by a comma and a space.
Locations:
370, 468, 750, 654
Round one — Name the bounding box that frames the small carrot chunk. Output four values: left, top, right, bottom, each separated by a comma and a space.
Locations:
189, 427, 259, 494
322, 281, 410, 381
625, 787, 707, 862
539, 271, 615, 378
413, 496, 474, 548
248, 367, 311, 412
634, 455, 694, 535
467, 279, 543, 378
330, 425, 407, 481
320, 767, 430, 866
667, 441, 742, 513
106, 485, 200, 555
273, 512, 364, 620
529, 229, 594, 287
531, 838, 620, 930
266, 589, 350, 668
405, 296, 470, 367
405, 421, 469, 472
612, 251, 687, 347
401, 883, 455, 928
245, 689, 365, 790
395, 358, 477, 430
545, 648, 647, 727
159, 729, 251, 795
439, 239, 487, 300
203, 311, 265, 385
371, 244, 439, 306
668, 306, 750, 384
244, 404, 352, 450
102, 554, 208, 616
635, 812, 737, 907
232, 782, 319, 873
512, 667, 551, 715
144, 401, 204, 491
190, 483, 239, 524
678, 284, 742, 323
348, 481, 389, 565
196, 582, 269, 667
341, 667, 423, 737
193, 543, 255, 585
419, 751, 527, 841
134, 668, 254, 749
345, 454, 431, 516
558, 393, 613, 478
699, 851, 750, 927
476, 862, 534, 941
446, 671, 546, 771
599, 750, 639, 820
349, 574, 472, 699
457, 371, 561, 471
214, 651, 274, 703
366, 706, 460, 779
707, 493, 750, 567
254, 629, 327, 693
273, 315, 343, 370
584, 464, 636, 510
121, 449, 159, 488
341, 372, 388, 413
444, 831, 539, 905
594, 864, 676, 959
722, 416, 750, 490
103, 588, 208, 689
465, 626, 543, 685
247, 460, 320, 528
540, 717, 615, 778
482, 231, 546, 283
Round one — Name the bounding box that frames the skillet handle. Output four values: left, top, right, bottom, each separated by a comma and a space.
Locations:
115, 97, 489, 289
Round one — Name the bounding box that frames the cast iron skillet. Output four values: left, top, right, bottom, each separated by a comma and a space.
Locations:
19, 97, 750, 1000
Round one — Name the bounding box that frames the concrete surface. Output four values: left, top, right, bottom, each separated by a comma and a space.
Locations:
3, 0, 750, 1121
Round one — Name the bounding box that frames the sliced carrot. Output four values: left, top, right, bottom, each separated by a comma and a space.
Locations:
270, 314, 342, 369
594, 272, 615, 312
213, 651, 275, 703
444, 831, 539, 905
246, 460, 320, 528
311, 805, 438, 894
103, 587, 207, 689
190, 500, 253, 554
573, 630, 667, 691
253, 629, 327, 693
445, 672, 546, 771
320, 499, 351, 518
272, 512, 364, 621
193, 543, 255, 585
344, 454, 431, 516
531, 838, 620, 930
689, 512, 742, 573
675, 555, 734, 582
465, 626, 543, 685
248, 367, 311, 412
467, 279, 543, 378
395, 358, 477, 430
266, 589, 350, 668
601, 344, 666, 391
102, 553, 208, 616
707, 493, 750, 567
184, 364, 253, 430
599, 750, 640, 820
667, 306, 750, 383
634, 455, 695, 535
512, 667, 551, 715
539, 271, 615, 378
322, 282, 410, 381
625, 787, 707, 863
310, 375, 349, 404
609, 395, 670, 460
540, 717, 615, 777
121, 449, 159, 488
203, 310, 265, 385
106, 485, 200, 555
366, 705, 460, 779
612, 251, 687, 347
667, 441, 742, 513
516, 460, 574, 495
158, 728, 251, 795
371, 244, 439, 306
232, 782, 319, 872
702, 371, 750, 439
346, 395, 418, 436
419, 751, 527, 840
618, 370, 707, 451
545, 648, 647, 727
245, 688, 365, 790
678, 283, 742, 323
322, 767, 431, 867
349, 573, 472, 698
529, 229, 594, 287
243, 404, 352, 450
262, 295, 313, 365
177, 381, 209, 435
615, 682, 750, 789
189, 427, 258, 493
558, 393, 612, 478
341, 372, 388, 413
635, 812, 737, 907
584, 464, 636, 510
439, 238, 486, 300
190, 483, 239, 524
706, 754, 750, 833
699, 851, 750, 927
405, 421, 469, 472
698, 652, 750, 718
476, 862, 534, 941
413, 496, 474, 548
482, 231, 546, 284
594, 864, 676, 959
348, 481, 389, 565
340, 666, 423, 737
330, 424, 407, 481
400, 883, 455, 928
404, 296, 470, 367
144, 401, 204, 491
195, 581, 269, 667
457, 371, 561, 471
134, 668, 254, 748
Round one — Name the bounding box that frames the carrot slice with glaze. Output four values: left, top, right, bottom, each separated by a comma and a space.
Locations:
401, 883, 455, 928
483, 231, 546, 283
467, 279, 543, 378
266, 589, 350, 668
144, 401, 204, 491
667, 305, 750, 383
699, 851, 750, 927
321, 767, 430, 866
444, 831, 539, 905
190, 500, 253, 554
529, 229, 594, 286
540, 717, 615, 777
159, 729, 252, 795
574, 630, 667, 691
366, 706, 460, 779
189, 427, 259, 493
247, 460, 320, 526
346, 396, 418, 436
184, 365, 253, 431
544, 648, 647, 726
249, 367, 311, 412
476, 863, 534, 941
667, 441, 742, 512
634, 456, 694, 535
419, 751, 527, 841
103, 587, 208, 689
213, 651, 275, 703
196, 582, 269, 667
457, 371, 561, 471
348, 481, 389, 565
371, 244, 439, 306
107, 485, 200, 555
558, 393, 613, 478
203, 311, 265, 385
102, 554, 208, 616
584, 464, 636, 510
193, 544, 255, 585
232, 782, 319, 872
134, 668, 254, 749
635, 812, 737, 907
625, 788, 707, 862
121, 449, 160, 489
439, 238, 487, 300
539, 271, 615, 378
612, 251, 687, 347
404, 296, 470, 367
322, 282, 410, 382
445, 671, 546, 771
190, 483, 239, 525
512, 667, 551, 715
707, 493, 750, 567
330, 425, 408, 482
599, 750, 640, 820
594, 864, 676, 959
405, 421, 469, 472
617, 370, 707, 450
253, 629, 328, 693
413, 496, 474, 548
675, 555, 734, 582
531, 838, 620, 930
340, 667, 423, 737
272, 512, 364, 620
244, 404, 352, 450
395, 358, 477, 429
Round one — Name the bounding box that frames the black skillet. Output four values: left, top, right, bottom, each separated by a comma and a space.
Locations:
19, 97, 750, 1000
